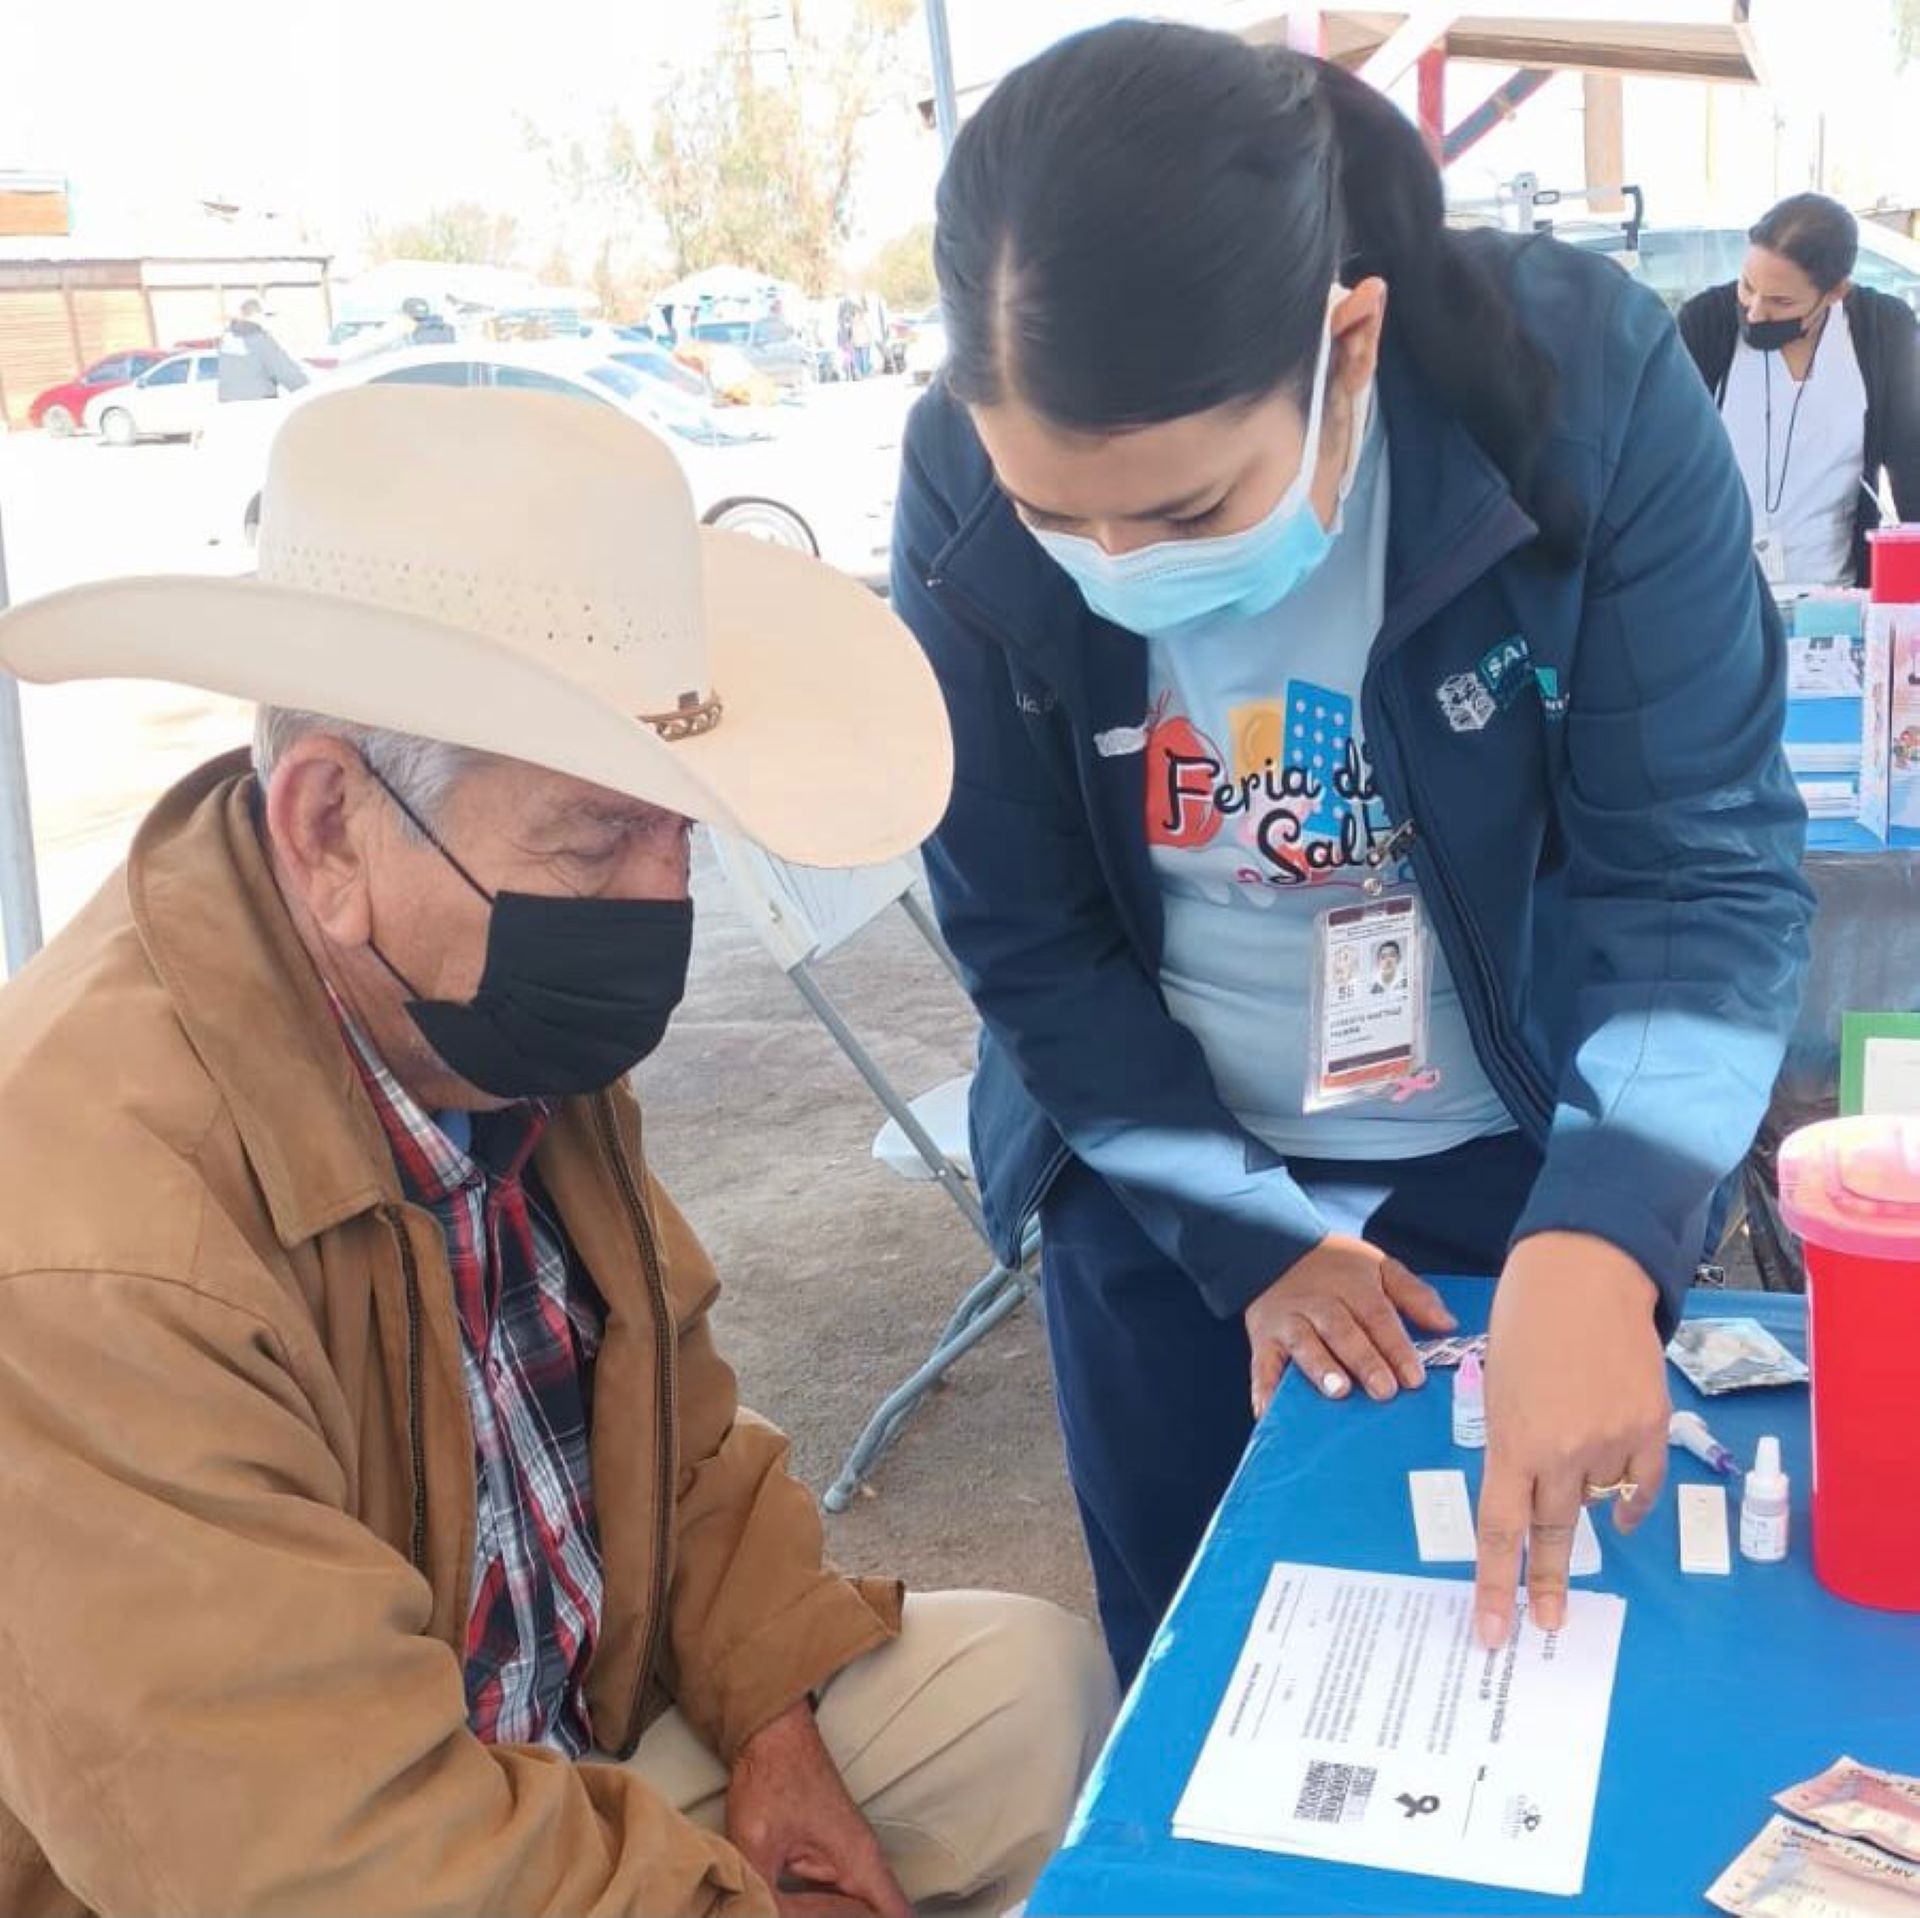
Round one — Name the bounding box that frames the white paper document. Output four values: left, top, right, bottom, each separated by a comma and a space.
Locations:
1173, 1563, 1626, 1897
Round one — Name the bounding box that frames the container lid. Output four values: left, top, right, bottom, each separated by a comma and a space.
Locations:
1778, 1115, 1920, 1258
1869, 526, 1920, 545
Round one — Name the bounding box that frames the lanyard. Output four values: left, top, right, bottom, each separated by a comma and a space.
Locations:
1762, 311, 1829, 520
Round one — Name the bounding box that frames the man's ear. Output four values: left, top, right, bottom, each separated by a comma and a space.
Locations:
262, 738, 382, 947
1331, 276, 1388, 395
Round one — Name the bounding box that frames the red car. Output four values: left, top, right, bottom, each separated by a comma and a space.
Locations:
29, 350, 174, 437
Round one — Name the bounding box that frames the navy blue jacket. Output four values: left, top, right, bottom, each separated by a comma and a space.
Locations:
891, 238, 1813, 1330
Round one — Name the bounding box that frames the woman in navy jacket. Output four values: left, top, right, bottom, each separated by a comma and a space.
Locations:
892, 22, 1811, 1682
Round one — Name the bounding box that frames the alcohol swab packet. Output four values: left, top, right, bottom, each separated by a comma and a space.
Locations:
1667, 1318, 1809, 1396
1708, 1815, 1920, 1916
1778, 1759, 1920, 1865
1415, 1333, 1489, 1370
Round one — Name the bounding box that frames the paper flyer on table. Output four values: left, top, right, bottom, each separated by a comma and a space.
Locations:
1172, 1563, 1625, 1897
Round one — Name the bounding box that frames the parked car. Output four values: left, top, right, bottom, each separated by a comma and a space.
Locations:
675, 338, 783, 409
905, 314, 948, 386
29, 350, 173, 437
86, 350, 224, 445
688, 316, 815, 392
197, 344, 894, 586
1563, 220, 1920, 315
885, 310, 926, 375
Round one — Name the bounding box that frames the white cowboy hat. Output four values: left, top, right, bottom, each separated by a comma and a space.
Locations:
0, 383, 953, 868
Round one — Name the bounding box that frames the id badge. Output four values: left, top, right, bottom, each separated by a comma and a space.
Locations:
1753, 529, 1788, 587
1306, 893, 1430, 1112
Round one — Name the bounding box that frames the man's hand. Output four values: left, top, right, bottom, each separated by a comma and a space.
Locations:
1475, 1233, 1671, 1649
727, 1701, 910, 1918
1245, 1235, 1456, 1419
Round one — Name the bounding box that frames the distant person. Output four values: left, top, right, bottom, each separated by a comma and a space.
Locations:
402, 295, 456, 346
1680, 193, 1920, 587
852, 305, 876, 380
217, 298, 312, 403
839, 295, 860, 378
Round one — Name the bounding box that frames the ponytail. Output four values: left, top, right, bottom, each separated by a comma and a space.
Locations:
937, 21, 1574, 554
1315, 59, 1570, 551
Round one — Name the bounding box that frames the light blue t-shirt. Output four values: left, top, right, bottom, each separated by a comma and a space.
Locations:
1143, 421, 1514, 1162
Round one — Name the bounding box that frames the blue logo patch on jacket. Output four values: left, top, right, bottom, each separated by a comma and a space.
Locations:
1478, 635, 1534, 710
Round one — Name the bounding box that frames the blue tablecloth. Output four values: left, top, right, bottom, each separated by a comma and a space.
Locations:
1030, 1282, 1920, 1916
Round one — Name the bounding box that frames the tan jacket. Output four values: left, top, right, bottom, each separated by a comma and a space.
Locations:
0, 755, 901, 1916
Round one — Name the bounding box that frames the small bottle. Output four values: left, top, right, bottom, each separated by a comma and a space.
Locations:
1739, 1436, 1791, 1563
1452, 1352, 1487, 1449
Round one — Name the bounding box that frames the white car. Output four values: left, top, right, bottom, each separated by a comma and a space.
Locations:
905, 318, 948, 387
198, 343, 895, 586
87, 350, 225, 446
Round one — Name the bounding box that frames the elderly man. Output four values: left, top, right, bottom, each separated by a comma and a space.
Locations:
0, 386, 1112, 1917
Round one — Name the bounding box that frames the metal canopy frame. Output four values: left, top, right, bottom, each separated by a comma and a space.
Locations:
920, 2, 1764, 127
0, 512, 42, 974
1262, 3, 1765, 84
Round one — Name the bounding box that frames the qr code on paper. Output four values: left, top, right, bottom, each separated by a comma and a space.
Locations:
1294, 1760, 1378, 1827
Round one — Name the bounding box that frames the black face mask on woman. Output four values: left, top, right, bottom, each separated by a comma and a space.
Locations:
364, 771, 693, 1100
1742, 306, 1822, 354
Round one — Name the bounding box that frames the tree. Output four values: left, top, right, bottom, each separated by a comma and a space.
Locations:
861, 221, 936, 311
538, 0, 920, 297
366, 201, 522, 267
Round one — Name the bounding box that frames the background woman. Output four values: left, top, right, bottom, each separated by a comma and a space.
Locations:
1680, 192, 1920, 588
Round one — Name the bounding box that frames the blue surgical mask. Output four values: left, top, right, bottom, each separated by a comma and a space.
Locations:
1031, 309, 1367, 639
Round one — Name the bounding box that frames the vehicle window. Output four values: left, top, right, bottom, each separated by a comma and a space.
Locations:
490, 365, 599, 401
1626, 229, 1744, 309
194, 356, 221, 381
143, 358, 190, 387
589, 361, 721, 442
89, 357, 130, 383
613, 346, 709, 400
370, 361, 476, 387
757, 320, 793, 345
1852, 248, 1920, 312
695, 321, 751, 346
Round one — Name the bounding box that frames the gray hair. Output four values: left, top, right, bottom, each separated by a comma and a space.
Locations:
252, 707, 484, 833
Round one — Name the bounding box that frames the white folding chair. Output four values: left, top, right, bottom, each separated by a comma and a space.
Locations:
707, 832, 1040, 1511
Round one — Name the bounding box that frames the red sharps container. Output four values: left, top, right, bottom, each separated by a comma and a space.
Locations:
1777, 1116, 1920, 1610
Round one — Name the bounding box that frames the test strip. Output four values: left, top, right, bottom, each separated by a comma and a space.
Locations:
1679, 1483, 1732, 1576
1570, 1507, 1603, 1578
1408, 1469, 1476, 1563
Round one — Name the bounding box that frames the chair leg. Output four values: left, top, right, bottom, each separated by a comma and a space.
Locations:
899, 890, 972, 993
933, 1257, 1036, 1348
823, 1261, 1035, 1514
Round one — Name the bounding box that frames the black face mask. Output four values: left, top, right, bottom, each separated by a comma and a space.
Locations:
365, 775, 693, 1100
1742, 307, 1821, 354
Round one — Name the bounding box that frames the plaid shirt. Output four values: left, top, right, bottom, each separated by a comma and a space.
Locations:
337, 1012, 606, 1755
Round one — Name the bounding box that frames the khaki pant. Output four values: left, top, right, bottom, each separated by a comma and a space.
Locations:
626, 1591, 1117, 1914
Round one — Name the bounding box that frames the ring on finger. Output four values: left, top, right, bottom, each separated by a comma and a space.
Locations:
1583, 1478, 1640, 1504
